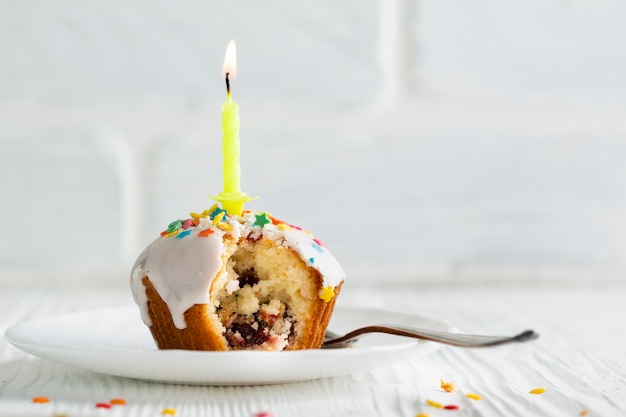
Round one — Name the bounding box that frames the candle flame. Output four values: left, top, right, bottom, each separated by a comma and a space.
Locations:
222, 40, 237, 79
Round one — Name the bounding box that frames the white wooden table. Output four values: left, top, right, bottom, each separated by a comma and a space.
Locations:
1, 284, 624, 417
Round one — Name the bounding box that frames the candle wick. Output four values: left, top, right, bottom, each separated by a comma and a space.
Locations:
225, 73, 231, 95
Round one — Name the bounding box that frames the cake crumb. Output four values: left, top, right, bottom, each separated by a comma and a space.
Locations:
440, 379, 456, 392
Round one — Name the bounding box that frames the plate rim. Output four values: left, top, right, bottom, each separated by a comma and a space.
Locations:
4, 305, 454, 385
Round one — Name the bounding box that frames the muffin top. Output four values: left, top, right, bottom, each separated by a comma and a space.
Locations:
130, 206, 345, 329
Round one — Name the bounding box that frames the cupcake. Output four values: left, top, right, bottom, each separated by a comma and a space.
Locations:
130, 205, 345, 351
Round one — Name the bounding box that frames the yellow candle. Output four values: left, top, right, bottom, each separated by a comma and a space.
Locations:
222, 91, 241, 194
211, 40, 257, 215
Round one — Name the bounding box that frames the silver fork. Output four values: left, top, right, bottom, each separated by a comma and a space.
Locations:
322, 325, 538, 349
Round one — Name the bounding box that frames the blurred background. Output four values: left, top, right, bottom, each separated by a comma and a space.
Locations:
1, 0, 625, 289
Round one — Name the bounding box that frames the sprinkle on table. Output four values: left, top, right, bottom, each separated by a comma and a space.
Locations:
415, 414, 430, 417
254, 411, 275, 417
162, 408, 177, 415
443, 404, 460, 410
32, 396, 50, 403
110, 398, 126, 405
440, 379, 456, 392
426, 399, 443, 408
580, 410, 588, 416
96, 402, 112, 409
465, 393, 482, 400
529, 388, 547, 395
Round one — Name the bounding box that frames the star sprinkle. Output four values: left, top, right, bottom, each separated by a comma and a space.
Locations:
319, 286, 335, 302
254, 212, 271, 228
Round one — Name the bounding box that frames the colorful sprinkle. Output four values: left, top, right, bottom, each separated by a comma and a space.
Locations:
253, 212, 271, 228
465, 393, 482, 400
32, 397, 50, 403
443, 404, 459, 410
164, 229, 180, 238
529, 388, 546, 395
415, 414, 430, 417
176, 230, 192, 239
110, 398, 126, 405
210, 207, 227, 221
313, 237, 325, 247
166, 220, 183, 233
216, 221, 233, 231
198, 229, 214, 237
181, 219, 193, 229
319, 285, 335, 302
309, 257, 315, 264
212, 211, 225, 224
254, 412, 275, 417
277, 223, 293, 231
426, 399, 443, 409
311, 242, 324, 253
162, 408, 177, 415
190, 209, 212, 220
440, 379, 455, 392
269, 215, 286, 225
96, 402, 112, 409
580, 410, 588, 416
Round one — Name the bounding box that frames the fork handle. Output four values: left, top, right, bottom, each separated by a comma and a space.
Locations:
324, 325, 538, 348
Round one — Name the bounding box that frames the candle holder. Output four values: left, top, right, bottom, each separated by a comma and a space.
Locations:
211, 191, 258, 216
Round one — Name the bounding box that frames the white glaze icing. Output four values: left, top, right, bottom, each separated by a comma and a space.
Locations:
130, 210, 345, 329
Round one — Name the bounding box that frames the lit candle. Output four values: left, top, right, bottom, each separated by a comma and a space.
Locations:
212, 40, 257, 215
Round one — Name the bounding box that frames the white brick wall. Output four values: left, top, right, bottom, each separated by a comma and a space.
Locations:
1, 1, 625, 286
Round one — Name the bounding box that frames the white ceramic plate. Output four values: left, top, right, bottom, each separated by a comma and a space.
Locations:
5, 306, 453, 385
